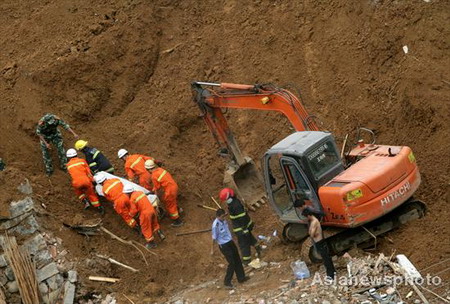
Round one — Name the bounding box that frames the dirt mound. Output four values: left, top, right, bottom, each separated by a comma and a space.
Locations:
0, 0, 449, 302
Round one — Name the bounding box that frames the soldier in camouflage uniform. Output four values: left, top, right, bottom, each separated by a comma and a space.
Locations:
36, 113, 79, 176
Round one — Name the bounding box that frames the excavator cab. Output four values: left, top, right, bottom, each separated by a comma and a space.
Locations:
263, 132, 344, 229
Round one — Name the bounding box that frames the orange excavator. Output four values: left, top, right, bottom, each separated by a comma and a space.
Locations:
192, 81, 426, 261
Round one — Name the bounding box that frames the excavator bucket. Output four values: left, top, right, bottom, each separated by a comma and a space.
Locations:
223, 157, 267, 211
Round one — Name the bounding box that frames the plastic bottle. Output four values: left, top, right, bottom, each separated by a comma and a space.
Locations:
290, 260, 310, 279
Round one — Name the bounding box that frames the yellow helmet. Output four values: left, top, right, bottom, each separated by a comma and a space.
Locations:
75, 140, 88, 151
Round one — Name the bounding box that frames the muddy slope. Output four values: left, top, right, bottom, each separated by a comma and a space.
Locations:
0, 0, 449, 301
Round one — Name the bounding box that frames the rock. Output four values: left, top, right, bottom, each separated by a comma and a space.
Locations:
57, 261, 74, 273
5, 266, 15, 281
37, 262, 59, 282
7, 280, 18, 293
43, 289, 61, 304
173, 300, 184, 304
17, 179, 33, 195
0, 273, 8, 286
68, 270, 77, 283
49, 245, 58, 259
229, 289, 235, 295
46, 273, 63, 290
39, 282, 49, 294
0, 254, 7, 267
22, 233, 46, 255
9, 197, 34, 218
322, 301, 331, 304
414, 300, 421, 304
63, 281, 76, 304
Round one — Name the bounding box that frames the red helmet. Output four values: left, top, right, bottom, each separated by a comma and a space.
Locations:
219, 188, 235, 201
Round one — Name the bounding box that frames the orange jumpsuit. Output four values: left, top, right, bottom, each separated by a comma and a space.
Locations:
129, 191, 160, 242
102, 178, 123, 202
151, 168, 179, 220
124, 154, 155, 191
114, 194, 137, 228
67, 157, 100, 208
102, 179, 136, 228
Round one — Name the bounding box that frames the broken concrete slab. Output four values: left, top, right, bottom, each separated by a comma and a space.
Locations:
9, 197, 34, 218
34, 249, 53, 268
46, 273, 64, 291
10, 214, 39, 235
22, 233, 47, 255
63, 281, 76, 304
68, 270, 77, 283
0, 212, 32, 230
37, 262, 59, 282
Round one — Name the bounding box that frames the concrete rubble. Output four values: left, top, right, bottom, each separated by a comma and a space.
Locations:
0, 186, 78, 304
167, 250, 441, 304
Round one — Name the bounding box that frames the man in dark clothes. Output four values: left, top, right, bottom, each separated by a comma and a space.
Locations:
211, 209, 249, 289
74, 140, 114, 174
219, 188, 261, 265
302, 207, 336, 279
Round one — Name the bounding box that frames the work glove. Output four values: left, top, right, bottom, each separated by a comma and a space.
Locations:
156, 161, 164, 167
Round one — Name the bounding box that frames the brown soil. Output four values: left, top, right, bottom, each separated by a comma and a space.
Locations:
0, 0, 449, 302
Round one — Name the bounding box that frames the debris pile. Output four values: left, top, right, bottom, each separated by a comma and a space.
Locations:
167, 250, 448, 304
0, 187, 77, 304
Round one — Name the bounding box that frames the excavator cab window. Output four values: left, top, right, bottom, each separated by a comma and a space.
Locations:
266, 155, 291, 214
306, 141, 340, 182
280, 157, 314, 207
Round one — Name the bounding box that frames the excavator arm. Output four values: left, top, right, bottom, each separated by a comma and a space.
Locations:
191, 82, 319, 166
192, 81, 319, 210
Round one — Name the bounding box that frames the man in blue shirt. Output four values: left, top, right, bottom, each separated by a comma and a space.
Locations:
211, 209, 249, 289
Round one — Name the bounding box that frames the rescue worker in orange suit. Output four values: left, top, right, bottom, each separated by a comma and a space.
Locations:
219, 188, 261, 265
94, 173, 136, 228
117, 149, 161, 191
123, 184, 165, 249
144, 159, 184, 227
66, 149, 104, 214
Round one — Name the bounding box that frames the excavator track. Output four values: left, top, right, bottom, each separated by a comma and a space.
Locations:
300, 198, 426, 263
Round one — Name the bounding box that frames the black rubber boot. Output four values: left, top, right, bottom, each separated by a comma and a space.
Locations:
146, 241, 157, 249
171, 218, 184, 227
97, 206, 105, 215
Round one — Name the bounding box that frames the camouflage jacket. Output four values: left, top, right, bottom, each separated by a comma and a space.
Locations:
36, 114, 70, 138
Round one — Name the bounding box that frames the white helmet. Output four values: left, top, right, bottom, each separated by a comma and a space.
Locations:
66, 148, 77, 158
123, 184, 134, 194
94, 173, 106, 184
144, 159, 156, 169
117, 148, 128, 159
